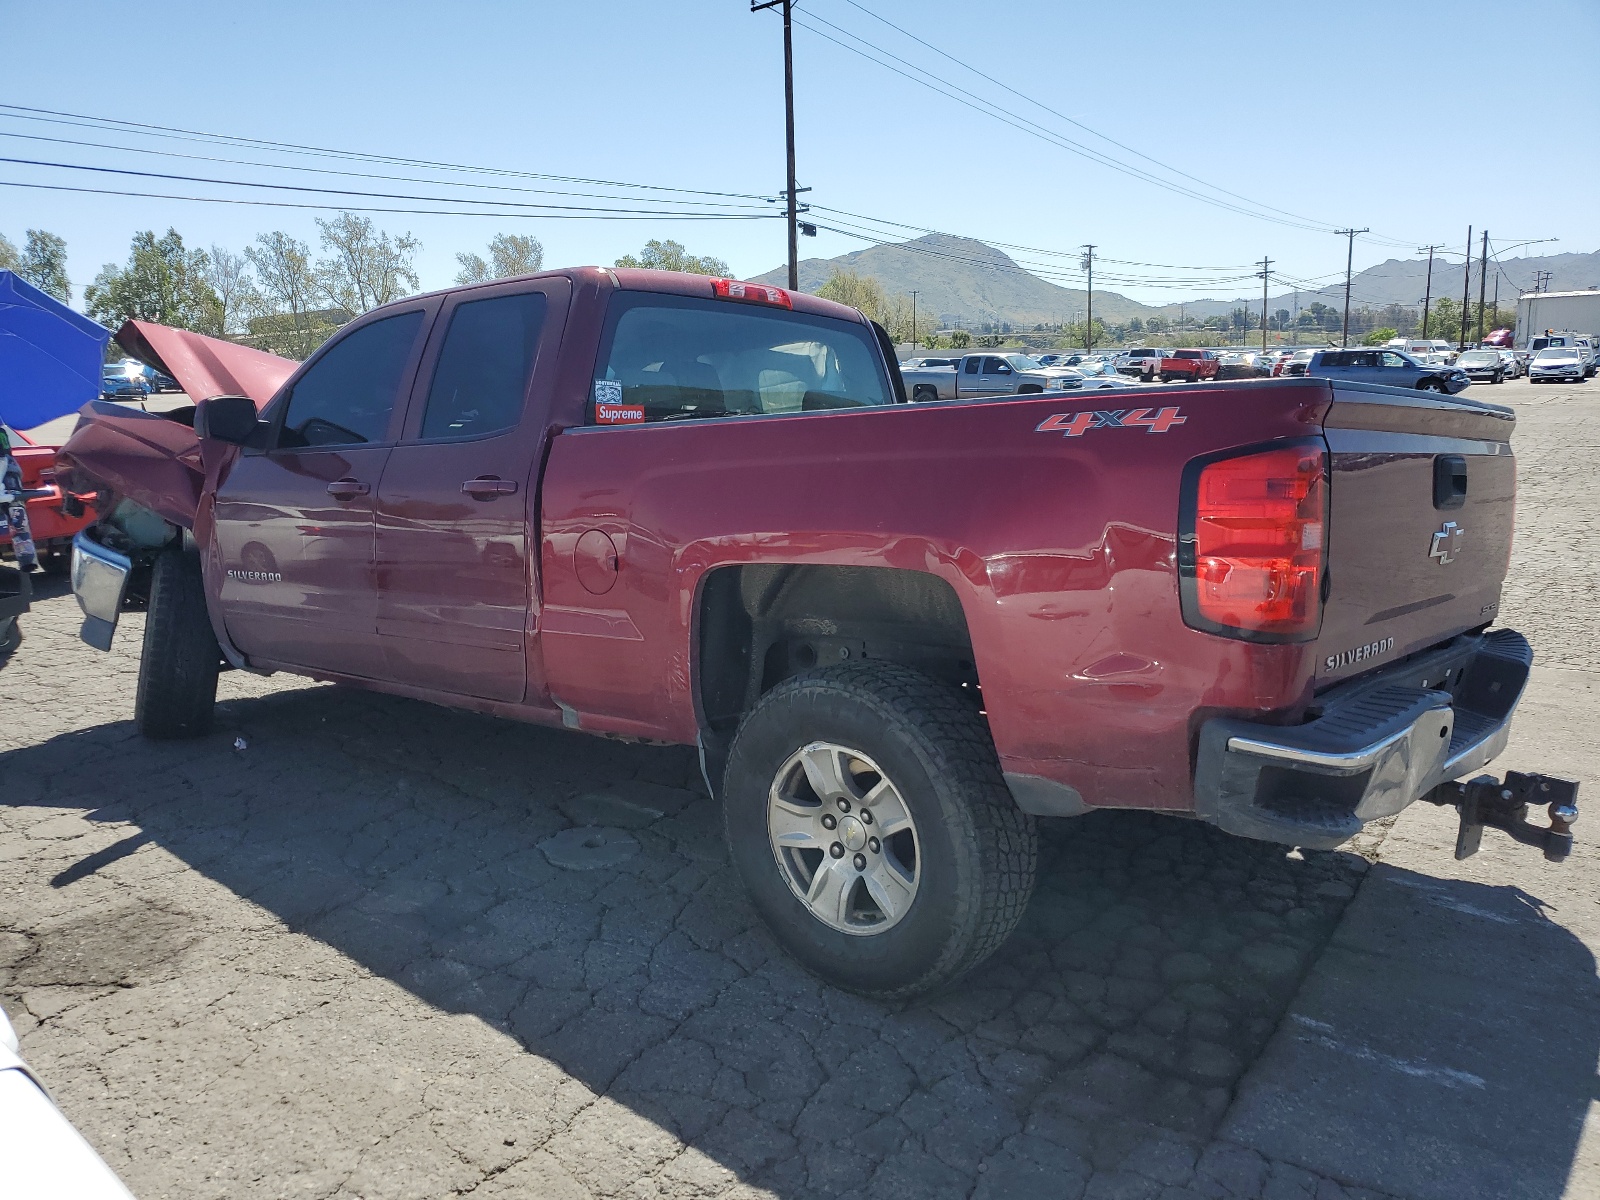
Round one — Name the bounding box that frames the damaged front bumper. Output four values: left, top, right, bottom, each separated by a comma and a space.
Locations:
71, 527, 132, 651
1194, 628, 1579, 858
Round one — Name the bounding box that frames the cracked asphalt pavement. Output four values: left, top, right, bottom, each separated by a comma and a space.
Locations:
2, 377, 1596, 1199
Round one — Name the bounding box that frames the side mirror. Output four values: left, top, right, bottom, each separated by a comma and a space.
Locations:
195, 395, 266, 446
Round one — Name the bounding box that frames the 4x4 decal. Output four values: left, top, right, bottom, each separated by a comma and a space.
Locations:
1035, 407, 1187, 437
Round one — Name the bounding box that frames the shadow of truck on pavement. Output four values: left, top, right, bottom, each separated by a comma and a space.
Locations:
3, 683, 1595, 1199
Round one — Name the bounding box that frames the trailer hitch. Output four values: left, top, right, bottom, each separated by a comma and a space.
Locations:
1424, 771, 1580, 862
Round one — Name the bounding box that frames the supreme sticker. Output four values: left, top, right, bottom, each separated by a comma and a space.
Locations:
593, 380, 644, 424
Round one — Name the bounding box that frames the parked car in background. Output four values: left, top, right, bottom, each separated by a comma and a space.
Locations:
901, 353, 1084, 402
1528, 347, 1588, 383
1482, 328, 1514, 348
99, 368, 150, 400
1213, 352, 1264, 380
1156, 349, 1221, 382
900, 357, 958, 370
0, 426, 97, 573
1279, 348, 1318, 377
1497, 349, 1522, 378
1456, 348, 1508, 383
1305, 348, 1471, 393
1114, 347, 1164, 378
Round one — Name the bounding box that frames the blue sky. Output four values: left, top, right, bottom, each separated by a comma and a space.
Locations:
3, 0, 1596, 306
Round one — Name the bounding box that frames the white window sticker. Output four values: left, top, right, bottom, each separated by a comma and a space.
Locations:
594, 379, 623, 406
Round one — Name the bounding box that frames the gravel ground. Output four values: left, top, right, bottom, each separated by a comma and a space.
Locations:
0, 375, 1593, 1199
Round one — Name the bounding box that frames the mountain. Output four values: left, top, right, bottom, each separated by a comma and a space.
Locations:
754, 234, 1600, 328
751, 233, 1150, 327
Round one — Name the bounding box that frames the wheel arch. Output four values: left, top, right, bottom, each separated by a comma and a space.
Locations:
692, 562, 982, 769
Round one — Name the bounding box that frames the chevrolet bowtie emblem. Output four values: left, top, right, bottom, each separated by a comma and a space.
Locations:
1429, 520, 1465, 565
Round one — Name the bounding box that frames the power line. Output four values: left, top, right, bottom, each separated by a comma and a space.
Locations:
0, 127, 779, 210
830, 0, 1351, 237
0, 178, 774, 221
0, 102, 770, 201
0, 155, 773, 217
789, 14, 1344, 234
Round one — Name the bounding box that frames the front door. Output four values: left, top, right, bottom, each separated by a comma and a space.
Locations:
976, 355, 1015, 394
373, 281, 566, 702
211, 308, 429, 678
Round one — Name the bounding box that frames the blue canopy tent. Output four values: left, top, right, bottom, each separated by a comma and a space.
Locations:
0, 271, 111, 430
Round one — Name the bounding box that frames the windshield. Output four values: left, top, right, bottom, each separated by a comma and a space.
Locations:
1538, 349, 1580, 361
1004, 354, 1043, 371
1458, 351, 1497, 364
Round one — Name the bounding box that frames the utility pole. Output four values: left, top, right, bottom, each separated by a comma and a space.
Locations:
1334, 228, 1368, 348
909, 290, 918, 349
1458, 225, 1473, 351
1257, 256, 1272, 354
1418, 244, 1441, 338
1081, 245, 1096, 352
752, 0, 799, 289
1475, 229, 1490, 345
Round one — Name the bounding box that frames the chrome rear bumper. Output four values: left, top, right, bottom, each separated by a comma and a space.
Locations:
1194, 629, 1531, 849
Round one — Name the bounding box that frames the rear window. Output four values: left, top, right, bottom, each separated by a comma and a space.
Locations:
592, 293, 893, 424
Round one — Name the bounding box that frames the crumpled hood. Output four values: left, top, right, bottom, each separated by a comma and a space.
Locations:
114, 319, 295, 407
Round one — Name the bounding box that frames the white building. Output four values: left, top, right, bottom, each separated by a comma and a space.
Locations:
1515, 290, 1600, 348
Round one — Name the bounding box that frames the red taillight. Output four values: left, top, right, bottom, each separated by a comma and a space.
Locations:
710, 278, 792, 308
1181, 443, 1326, 640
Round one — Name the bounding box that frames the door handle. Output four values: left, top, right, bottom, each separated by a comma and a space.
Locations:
326, 479, 369, 499
462, 477, 518, 499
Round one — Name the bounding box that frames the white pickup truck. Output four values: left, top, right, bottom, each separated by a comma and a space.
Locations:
899, 352, 1085, 403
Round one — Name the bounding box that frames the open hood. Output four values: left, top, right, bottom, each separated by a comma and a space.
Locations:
58, 323, 297, 529
114, 319, 295, 408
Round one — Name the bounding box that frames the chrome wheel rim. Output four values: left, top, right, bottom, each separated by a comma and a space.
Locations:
766, 741, 920, 936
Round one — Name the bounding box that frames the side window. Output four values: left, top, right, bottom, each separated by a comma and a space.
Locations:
964, 357, 981, 374
420, 292, 548, 440
593, 294, 893, 424
984, 356, 1009, 374
279, 312, 423, 449
1380, 352, 1406, 368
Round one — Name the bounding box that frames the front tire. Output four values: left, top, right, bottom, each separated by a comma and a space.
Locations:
722, 662, 1037, 999
135, 540, 221, 739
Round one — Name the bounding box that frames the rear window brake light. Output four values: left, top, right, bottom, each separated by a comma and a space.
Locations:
710, 278, 792, 308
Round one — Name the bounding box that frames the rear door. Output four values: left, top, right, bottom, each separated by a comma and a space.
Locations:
1315, 383, 1516, 686
374, 278, 569, 702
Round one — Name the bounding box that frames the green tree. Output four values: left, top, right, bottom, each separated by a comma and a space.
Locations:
1, 229, 72, 301
84, 229, 220, 332
1424, 297, 1462, 342
315, 213, 420, 314
22, 231, 71, 302
246, 232, 323, 359
455, 233, 545, 285
921, 332, 943, 349
1362, 327, 1399, 347
205, 245, 262, 336
948, 329, 971, 349
1127, 317, 1143, 335
615, 239, 730, 276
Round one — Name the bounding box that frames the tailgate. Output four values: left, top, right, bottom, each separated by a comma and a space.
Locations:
1316, 382, 1515, 686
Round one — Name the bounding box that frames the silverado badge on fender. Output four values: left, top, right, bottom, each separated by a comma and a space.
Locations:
1036, 407, 1186, 437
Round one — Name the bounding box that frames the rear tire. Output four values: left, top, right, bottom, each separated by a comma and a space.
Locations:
722, 662, 1037, 999
135, 540, 221, 739
912, 385, 940, 403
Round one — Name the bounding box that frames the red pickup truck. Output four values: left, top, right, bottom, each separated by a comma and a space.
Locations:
59, 267, 1576, 998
